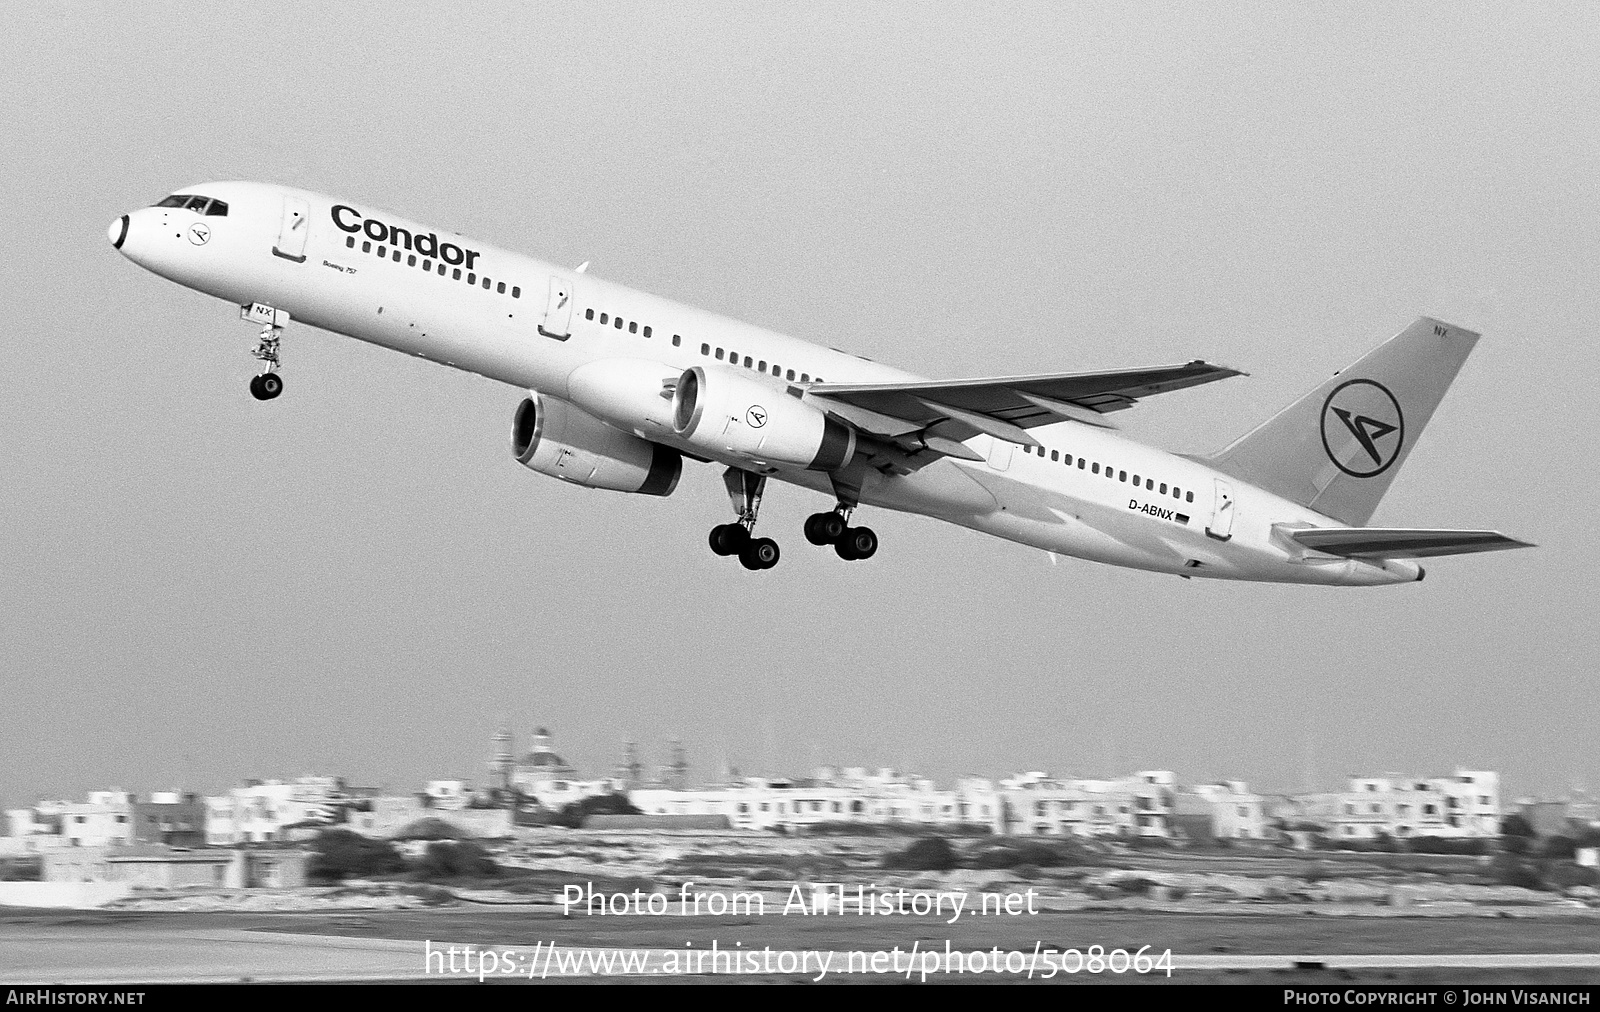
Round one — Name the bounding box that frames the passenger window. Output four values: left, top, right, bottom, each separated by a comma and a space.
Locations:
615, 317, 623, 329
673, 335, 681, 347
422, 259, 432, 271
1146, 479, 1154, 490
643, 326, 652, 338
362, 241, 371, 253
393, 250, 401, 262
758, 360, 767, 372
629, 322, 637, 334
497, 282, 506, 294
1077, 458, 1085, 469
1051, 450, 1059, 462
772, 365, 781, 376
1092, 463, 1100, 474
786, 369, 795, 380
716, 348, 725, 360
377, 245, 387, 258
408, 255, 417, 267
1186, 491, 1194, 502
438, 264, 446, 275
1119, 471, 1127, 481
600, 313, 608, 324
801, 373, 809, 382
453, 269, 461, 280
743, 355, 753, 368
512, 286, 520, 298
483, 277, 491, 289
344, 236, 354, 249
586, 309, 594, 320
1159, 483, 1167, 495
468, 272, 476, 284
204, 200, 228, 216
1133, 475, 1140, 485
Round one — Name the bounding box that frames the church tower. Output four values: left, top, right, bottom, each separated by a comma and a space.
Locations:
488, 723, 514, 790
617, 740, 644, 790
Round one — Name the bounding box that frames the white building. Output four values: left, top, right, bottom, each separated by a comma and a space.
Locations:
1173, 781, 1270, 841
205, 777, 342, 845
1323, 769, 1500, 841
998, 771, 1175, 838
630, 768, 999, 832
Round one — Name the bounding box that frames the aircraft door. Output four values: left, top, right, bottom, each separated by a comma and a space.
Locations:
540, 276, 573, 339
272, 196, 310, 263
1207, 479, 1235, 541
986, 436, 1013, 471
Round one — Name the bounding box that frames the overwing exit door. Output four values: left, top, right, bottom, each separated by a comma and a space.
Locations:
272, 196, 310, 263
540, 277, 573, 339
986, 436, 1013, 472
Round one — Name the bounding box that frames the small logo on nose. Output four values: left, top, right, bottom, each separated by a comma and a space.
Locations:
188, 223, 211, 246
746, 405, 767, 428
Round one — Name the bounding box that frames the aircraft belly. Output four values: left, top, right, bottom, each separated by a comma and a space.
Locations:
861, 461, 999, 516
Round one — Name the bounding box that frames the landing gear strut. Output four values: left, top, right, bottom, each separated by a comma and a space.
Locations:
709, 468, 780, 570
804, 504, 878, 561
242, 303, 287, 401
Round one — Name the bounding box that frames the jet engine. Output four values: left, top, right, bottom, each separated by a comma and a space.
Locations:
670, 366, 855, 472
511, 393, 681, 496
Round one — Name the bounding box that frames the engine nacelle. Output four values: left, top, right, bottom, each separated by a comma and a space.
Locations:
511, 393, 682, 496
670, 366, 856, 472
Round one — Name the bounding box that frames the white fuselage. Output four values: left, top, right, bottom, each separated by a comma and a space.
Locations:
111, 181, 1421, 587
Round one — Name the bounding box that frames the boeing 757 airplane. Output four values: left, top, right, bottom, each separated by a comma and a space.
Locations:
109, 182, 1531, 585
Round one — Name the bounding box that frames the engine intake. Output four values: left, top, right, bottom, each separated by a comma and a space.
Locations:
670, 366, 855, 472
511, 393, 681, 496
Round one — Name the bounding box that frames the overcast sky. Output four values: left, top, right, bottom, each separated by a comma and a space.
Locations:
1, 3, 1594, 808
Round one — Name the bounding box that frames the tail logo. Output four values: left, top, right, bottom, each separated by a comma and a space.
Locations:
1321, 379, 1404, 478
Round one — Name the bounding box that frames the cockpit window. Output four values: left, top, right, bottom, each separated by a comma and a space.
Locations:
153, 194, 227, 216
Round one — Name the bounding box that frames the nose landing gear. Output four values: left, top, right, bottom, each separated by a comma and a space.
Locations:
248, 372, 283, 401
241, 303, 288, 401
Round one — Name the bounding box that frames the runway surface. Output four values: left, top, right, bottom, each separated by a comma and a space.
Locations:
4, 925, 1600, 983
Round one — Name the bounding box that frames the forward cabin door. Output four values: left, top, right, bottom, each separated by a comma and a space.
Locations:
272, 196, 310, 263
1206, 479, 1235, 541
539, 277, 573, 339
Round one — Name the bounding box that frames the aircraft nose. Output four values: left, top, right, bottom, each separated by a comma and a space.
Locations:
108, 214, 129, 250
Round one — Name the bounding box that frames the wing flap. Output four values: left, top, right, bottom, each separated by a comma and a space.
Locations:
1287, 527, 1535, 560
808, 361, 1243, 440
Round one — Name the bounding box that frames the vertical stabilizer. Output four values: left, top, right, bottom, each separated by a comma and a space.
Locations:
1206, 318, 1479, 526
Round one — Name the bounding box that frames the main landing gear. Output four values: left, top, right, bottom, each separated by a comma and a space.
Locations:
242, 303, 288, 401
804, 507, 878, 561
706, 468, 882, 572
709, 469, 780, 571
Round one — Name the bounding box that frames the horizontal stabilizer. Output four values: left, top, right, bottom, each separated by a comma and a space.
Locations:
1287, 527, 1535, 560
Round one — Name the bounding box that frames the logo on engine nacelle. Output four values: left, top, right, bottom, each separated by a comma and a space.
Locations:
746, 405, 768, 428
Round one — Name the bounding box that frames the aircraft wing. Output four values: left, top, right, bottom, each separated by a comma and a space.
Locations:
808, 361, 1243, 453
1287, 527, 1535, 560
